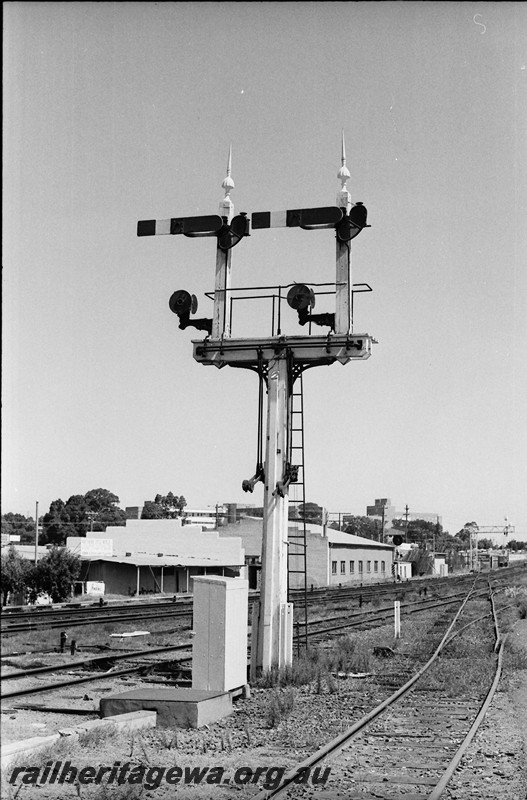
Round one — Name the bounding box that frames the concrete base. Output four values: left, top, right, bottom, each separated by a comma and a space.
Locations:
1, 711, 156, 771
100, 688, 232, 729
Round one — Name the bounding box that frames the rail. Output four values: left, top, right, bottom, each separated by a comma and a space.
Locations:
250, 579, 508, 799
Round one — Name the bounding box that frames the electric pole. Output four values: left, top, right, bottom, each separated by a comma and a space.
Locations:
34, 501, 39, 565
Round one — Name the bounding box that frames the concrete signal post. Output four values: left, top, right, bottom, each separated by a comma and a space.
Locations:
137, 134, 376, 677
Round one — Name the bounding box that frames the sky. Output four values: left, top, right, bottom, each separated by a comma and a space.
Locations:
3, 2, 527, 541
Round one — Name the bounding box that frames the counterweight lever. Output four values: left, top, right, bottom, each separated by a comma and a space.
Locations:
242, 463, 265, 493
274, 462, 299, 498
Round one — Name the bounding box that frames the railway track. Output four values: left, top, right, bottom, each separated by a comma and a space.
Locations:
250, 579, 508, 799
2, 566, 520, 636
0, 599, 191, 635
305, 585, 501, 638
0, 580, 509, 703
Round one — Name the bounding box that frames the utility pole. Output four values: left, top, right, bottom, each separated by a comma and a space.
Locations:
404, 504, 409, 543
34, 501, 39, 565
138, 136, 374, 674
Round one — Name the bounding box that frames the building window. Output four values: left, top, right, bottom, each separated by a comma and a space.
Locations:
331, 561, 337, 575
367, 561, 371, 572
340, 561, 346, 574
381, 561, 386, 573
358, 560, 363, 573
350, 560, 355, 573
374, 561, 378, 572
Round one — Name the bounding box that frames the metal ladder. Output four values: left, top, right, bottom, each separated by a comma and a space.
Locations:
287, 372, 309, 653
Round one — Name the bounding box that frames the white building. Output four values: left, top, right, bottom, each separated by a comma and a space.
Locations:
67, 518, 244, 596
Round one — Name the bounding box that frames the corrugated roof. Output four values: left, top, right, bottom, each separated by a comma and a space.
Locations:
324, 528, 395, 549
218, 517, 394, 551
83, 554, 244, 568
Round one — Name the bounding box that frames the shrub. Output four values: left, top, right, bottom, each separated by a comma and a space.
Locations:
1, 547, 32, 605
28, 546, 81, 603
332, 636, 371, 674
258, 650, 324, 688
504, 637, 527, 672
266, 688, 296, 727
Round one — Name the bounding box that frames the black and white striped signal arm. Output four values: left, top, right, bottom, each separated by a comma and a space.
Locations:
137, 204, 368, 242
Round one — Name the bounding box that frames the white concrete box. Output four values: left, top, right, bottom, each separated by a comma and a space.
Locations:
192, 576, 248, 692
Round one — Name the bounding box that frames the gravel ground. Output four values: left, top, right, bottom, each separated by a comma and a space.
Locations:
2, 585, 526, 799
443, 617, 527, 800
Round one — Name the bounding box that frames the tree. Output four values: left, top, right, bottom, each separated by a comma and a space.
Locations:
141, 501, 165, 520
29, 547, 81, 603
1, 513, 36, 545
455, 522, 479, 546
340, 515, 379, 540
477, 538, 494, 550
392, 518, 441, 546
1, 547, 32, 605
41, 499, 68, 545
62, 494, 90, 536
142, 493, 187, 519
84, 488, 126, 530
507, 540, 527, 552
298, 502, 324, 525
40, 495, 88, 545
410, 547, 434, 577
84, 488, 120, 513
40, 488, 126, 544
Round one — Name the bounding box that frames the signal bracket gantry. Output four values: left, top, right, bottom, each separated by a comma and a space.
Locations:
137, 141, 376, 675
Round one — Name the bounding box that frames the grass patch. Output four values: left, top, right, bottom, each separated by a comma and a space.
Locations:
419, 653, 495, 697
504, 636, 527, 672
258, 651, 323, 688
77, 722, 119, 748
78, 782, 144, 799
323, 636, 371, 674
265, 687, 296, 728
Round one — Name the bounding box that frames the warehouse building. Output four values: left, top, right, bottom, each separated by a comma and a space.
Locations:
217, 515, 395, 589
66, 518, 244, 596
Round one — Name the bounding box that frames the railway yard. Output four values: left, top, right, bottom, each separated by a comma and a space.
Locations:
1, 565, 527, 799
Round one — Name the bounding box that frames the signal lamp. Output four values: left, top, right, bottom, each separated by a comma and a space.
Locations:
286, 284, 315, 311
287, 283, 335, 331
169, 290, 198, 316
392, 534, 403, 546
218, 212, 250, 251
350, 202, 367, 227
336, 202, 368, 242
169, 290, 212, 335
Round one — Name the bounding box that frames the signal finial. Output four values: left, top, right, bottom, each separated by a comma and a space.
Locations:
219, 144, 235, 223
336, 130, 352, 213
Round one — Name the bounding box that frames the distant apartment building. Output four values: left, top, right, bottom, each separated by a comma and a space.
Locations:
366, 498, 441, 528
